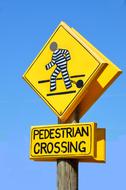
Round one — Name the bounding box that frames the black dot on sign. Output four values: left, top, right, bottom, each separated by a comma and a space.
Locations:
76, 80, 84, 88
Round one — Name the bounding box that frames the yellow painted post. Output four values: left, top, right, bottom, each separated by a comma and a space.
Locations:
57, 109, 79, 190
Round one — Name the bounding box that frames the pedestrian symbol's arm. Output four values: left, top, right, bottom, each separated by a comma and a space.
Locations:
45, 56, 56, 70
62, 49, 71, 61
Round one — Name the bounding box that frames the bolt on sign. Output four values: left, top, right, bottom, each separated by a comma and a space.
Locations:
30, 123, 106, 163
23, 21, 109, 121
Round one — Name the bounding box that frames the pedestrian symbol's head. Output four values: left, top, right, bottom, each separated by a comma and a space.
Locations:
50, 42, 58, 52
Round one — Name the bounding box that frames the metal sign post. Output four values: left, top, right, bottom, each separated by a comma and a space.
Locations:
57, 109, 79, 190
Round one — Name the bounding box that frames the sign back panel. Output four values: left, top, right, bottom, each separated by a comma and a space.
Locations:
71, 28, 122, 119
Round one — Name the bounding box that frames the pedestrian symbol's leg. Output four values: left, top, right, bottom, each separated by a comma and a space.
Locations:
50, 67, 60, 91
61, 65, 72, 89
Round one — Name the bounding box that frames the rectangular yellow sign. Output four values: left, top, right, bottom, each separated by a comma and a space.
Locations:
30, 123, 96, 161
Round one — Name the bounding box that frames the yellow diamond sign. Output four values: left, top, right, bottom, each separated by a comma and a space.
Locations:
23, 21, 120, 121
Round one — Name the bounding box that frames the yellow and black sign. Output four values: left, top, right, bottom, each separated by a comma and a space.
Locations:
23, 22, 108, 121
30, 123, 106, 162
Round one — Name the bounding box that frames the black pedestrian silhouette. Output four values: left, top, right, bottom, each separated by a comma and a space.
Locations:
45, 42, 72, 91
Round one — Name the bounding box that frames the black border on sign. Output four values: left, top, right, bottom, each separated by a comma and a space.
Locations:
30, 124, 92, 158
24, 25, 101, 116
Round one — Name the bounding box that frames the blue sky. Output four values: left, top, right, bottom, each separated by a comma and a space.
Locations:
0, 0, 126, 189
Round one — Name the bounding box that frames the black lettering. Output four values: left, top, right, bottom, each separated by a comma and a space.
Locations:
82, 126, 89, 136
75, 127, 81, 137
55, 128, 61, 138
39, 130, 44, 139
54, 142, 60, 153
33, 130, 39, 140
79, 141, 86, 152
50, 129, 55, 139
61, 141, 67, 153
34, 143, 40, 154
68, 141, 70, 152
66, 127, 73, 138
47, 142, 53, 153
61, 128, 67, 138
40, 142, 47, 154
45, 129, 50, 139
70, 141, 78, 152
